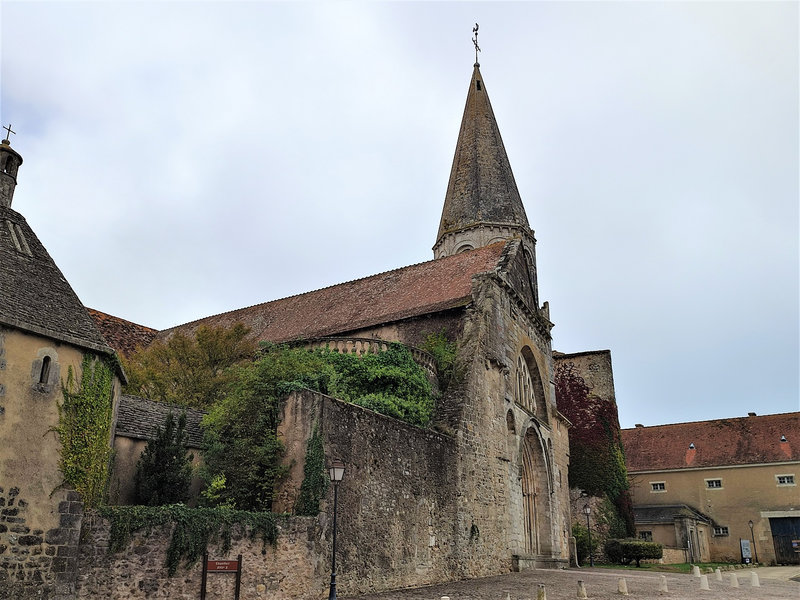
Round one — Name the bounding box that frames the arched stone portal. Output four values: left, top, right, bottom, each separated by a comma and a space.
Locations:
521, 427, 552, 555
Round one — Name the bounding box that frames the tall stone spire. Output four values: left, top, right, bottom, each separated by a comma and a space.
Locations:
433, 64, 532, 259
0, 125, 23, 209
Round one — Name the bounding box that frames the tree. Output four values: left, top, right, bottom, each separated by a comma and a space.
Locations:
123, 324, 257, 408
200, 343, 434, 510
134, 412, 193, 506
200, 345, 335, 511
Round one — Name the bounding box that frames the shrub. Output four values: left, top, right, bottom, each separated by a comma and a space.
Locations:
604, 538, 663, 567
134, 412, 193, 506
572, 522, 591, 564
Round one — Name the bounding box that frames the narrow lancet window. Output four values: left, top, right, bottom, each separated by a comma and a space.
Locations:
39, 356, 51, 384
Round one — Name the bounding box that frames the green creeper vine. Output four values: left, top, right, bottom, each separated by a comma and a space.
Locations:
294, 425, 328, 516
99, 505, 278, 576
56, 355, 115, 508
421, 330, 459, 391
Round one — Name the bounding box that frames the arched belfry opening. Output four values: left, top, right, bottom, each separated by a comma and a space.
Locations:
521, 427, 553, 555
515, 347, 547, 419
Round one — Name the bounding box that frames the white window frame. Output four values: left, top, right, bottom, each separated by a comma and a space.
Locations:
650, 481, 666, 493
705, 478, 723, 489
776, 474, 796, 486
713, 526, 729, 536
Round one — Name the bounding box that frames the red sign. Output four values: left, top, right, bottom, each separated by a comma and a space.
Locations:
207, 560, 240, 572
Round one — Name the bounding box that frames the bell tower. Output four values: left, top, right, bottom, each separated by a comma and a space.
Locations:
0, 125, 23, 209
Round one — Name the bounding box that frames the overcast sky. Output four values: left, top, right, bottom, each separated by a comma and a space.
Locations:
2, 1, 797, 428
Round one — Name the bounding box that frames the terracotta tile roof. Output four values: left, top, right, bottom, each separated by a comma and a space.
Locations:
0, 206, 112, 354
160, 242, 507, 343
621, 412, 800, 472
87, 308, 157, 358
115, 395, 205, 448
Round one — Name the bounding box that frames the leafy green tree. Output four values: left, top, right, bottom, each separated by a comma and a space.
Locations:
201, 346, 335, 511
123, 324, 257, 408
325, 343, 434, 426
134, 412, 194, 506
200, 343, 434, 510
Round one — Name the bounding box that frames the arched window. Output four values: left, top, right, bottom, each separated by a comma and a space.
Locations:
515, 356, 535, 413
39, 356, 51, 384
515, 348, 548, 419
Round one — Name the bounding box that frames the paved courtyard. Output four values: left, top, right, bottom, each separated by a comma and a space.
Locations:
348, 566, 800, 600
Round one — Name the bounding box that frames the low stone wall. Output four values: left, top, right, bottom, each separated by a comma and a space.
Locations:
0, 487, 83, 600
74, 390, 461, 599
76, 513, 327, 599
277, 389, 461, 595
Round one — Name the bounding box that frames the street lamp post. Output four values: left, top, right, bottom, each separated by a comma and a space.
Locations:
748, 519, 759, 565
328, 460, 345, 600
582, 504, 593, 567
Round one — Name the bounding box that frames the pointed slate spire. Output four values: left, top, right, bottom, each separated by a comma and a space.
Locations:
434, 64, 530, 258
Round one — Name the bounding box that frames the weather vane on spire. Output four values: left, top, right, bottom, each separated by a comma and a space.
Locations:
472, 23, 481, 66
2, 124, 15, 143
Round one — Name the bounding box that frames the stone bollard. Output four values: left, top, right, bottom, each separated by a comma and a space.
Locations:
714, 567, 722, 581
751, 571, 760, 587
658, 575, 668, 593
699, 574, 710, 590
705, 566, 714, 573
692, 565, 701, 577
506, 593, 511, 600
730, 572, 739, 587
577, 579, 588, 599
441, 597, 450, 600
536, 583, 547, 600
617, 577, 628, 595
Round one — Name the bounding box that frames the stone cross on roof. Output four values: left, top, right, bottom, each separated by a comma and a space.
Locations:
2, 124, 15, 143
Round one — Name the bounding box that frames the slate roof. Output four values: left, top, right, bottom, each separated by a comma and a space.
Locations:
87, 308, 157, 358
160, 241, 507, 343
0, 206, 113, 355
621, 412, 799, 472
436, 65, 529, 243
634, 504, 712, 525
115, 395, 205, 448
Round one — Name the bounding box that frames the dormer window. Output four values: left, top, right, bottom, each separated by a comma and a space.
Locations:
5, 220, 32, 256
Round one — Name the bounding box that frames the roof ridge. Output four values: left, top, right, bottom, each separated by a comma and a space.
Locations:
622, 411, 800, 430
161, 242, 506, 334
87, 308, 157, 333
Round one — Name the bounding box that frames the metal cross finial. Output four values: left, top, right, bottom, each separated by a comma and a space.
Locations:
472, 23, 481, 66
2, 123, 15, 142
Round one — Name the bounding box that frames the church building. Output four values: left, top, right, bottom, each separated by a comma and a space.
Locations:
0, 52, 612, 598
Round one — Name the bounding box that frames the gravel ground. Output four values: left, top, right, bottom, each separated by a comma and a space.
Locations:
347, 567, 800, 600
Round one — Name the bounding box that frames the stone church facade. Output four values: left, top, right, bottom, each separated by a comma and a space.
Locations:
150, 61, 573, 575
0, 58, 601, 597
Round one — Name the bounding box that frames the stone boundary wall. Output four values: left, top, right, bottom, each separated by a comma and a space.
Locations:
0, 488, 83, 600
76, 513, 326, 599
278, 389, 461, 595
72, 390, 460, 599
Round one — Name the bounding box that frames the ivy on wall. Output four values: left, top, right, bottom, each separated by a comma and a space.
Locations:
421, 329, 460, 392
100, 505, 277, 576
294, 425, 328, 516
555, 361, 635, 536
56, 355, 115, 508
